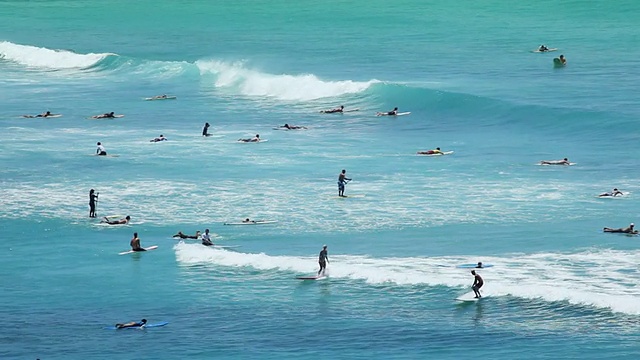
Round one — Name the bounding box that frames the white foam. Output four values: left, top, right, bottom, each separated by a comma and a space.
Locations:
174, 244, 640, 315
196, 60, 378, 100
0, 41, 114, 69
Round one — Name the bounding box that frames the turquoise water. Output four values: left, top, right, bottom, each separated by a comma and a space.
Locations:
2, 1, 640, 359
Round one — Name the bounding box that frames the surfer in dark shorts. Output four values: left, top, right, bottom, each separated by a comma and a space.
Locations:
202, 122, 211, 137
279, 123, 307, 130
115, 319, 147, 329
201, 229, 214, 246
102, 215, 130, 225
376, 107, 398, 116
89, 189, 98, 218
130, 232, 146, 252
471, 270, 483, 298
172, 231, 201, 239
92, 112, 116, 119
599, 188, 623, 197
238, 134, 260, 142
603, 223, 637, 234
540, 158, 570, 165
318, 245, 329, 276
417, 147, 443, 155
96, 142, 107, 156
321, 105, 344, 113
338, 169, 352, 197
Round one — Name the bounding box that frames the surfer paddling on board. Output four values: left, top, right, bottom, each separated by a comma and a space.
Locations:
599, 188, 623, 197
238, 134, 261, 142
201, 229, 214, 246
172, 231, 201, 239
278, 123, 307, 130
150, 135, 167, 142
151, 94, 168, 100
417, 147, 443, 155
318, 245, 329, 276
130, 232, 146, 252
603, 223, 637, 234
202, 122, 211, 137
92, 112, 116, 119
89, 189, 99, 218
338, 169, 352, 197
538, 45, 549, 52
377, 107, 398, 116
96, 142, 107, 156
321, 105, 344, 113
471, 270, 484, 298
115, 319, 147, 329
102, 215, 130, 225
540, 158, 570, 165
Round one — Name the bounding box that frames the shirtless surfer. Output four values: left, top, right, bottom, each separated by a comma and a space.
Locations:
115, 319, 147, 329
540, 158, 570, 165
172, 231, 201, 239
278, 123, 307, 130
130, 232, 146, 251
238, 134, 260, 142
318, 245, 329, 276
321, 105, 344, 113
23, 111, 56, 118
417, 147, 444, 155
338, 169, 352, 197
92, 112, 116, 119
471, 270, 484, 298
102, 215, 130, 225
603, 223, 637, 234
376, 107, 398, 116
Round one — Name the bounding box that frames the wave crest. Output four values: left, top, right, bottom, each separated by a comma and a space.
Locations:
0, 41, 116, 69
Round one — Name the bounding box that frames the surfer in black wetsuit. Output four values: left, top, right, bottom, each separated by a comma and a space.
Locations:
338, 169, 352, 197
93, 112, 116, 119
130, 232, 146, 252
89, 189, 98, 218
36, 111, 52, 117
202, 122, 211, 137
471, 270, 483, 298
318, 245, 329, 276
603, 223, 636, 234
115, 319, 147, 329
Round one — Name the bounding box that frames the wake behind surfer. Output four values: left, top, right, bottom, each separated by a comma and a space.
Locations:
89, 189, 99, 218
202, 122, 211, 137
603, 223, 637, 234
471, 270, 484, 298
130, 232, 146, 251
338, 169, 352, 197
318, 245, 329, 276
115, 319, 147, 329
96, 142, 107, 156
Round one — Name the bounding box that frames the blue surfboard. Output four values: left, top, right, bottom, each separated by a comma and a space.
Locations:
104, 321, 168, 330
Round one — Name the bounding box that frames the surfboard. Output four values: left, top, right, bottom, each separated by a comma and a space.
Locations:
223, 220, 278, 225
538, 161, 576, 166
145, 96, 177, 101
332, 194, 366, 199
89, 115, 125, 119
118, 245, 158, 255
296, 275, 327, 281
21, 114, 62, 118
531, 48, 558, 53
456, 291, 488, 302
319, 108, 359, 114
104, 322, 168, 330
456, 263, 494, 269
417, 151, 454, 156
376, 112, 411, 116
553, 58, 565, 67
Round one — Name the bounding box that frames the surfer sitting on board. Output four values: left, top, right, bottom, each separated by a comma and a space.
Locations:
318, 245, 329, 276
202, 122, 211, 137
603, 223, 637, 234
338, 169, 352, 197
599, 188, 623, 197
201, 229, 213, 246
540, 158, 570, 165
130, 232, 146, 252
417, 147, 443, 155
322, 105, 344, 113
115, 319, 147, 329
150, 135, 167, 142
92, 112, 116, 119
471, 270, 484, 298
102, 215, 130, 225
172, 231, 201, 239
377, 107, 398, 116
96, 142, 107, 156
238, 134, 260, 142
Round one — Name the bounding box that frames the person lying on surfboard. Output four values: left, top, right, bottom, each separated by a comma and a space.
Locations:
603, 223, 637, 234
278, 123, 307, 130
201, 229, 214, 246
115, 319, 147, 329
540, 158, 570, 165
92, 112, 116, 119
102, 215, 130, 225
471, 270, 484, 298
130, 232, 146, 251
417, 147, 444, 155
151, 94, 168, 100
172, 231, 201, 239
23, 111, 54, 118
376, 107, 398, 116
599, 188, 623, 197
538, 45, 549, 52
321, 105, 344, 113
238, 134, 261, 142
150, 135, 167, 142
242, 218, 256, 223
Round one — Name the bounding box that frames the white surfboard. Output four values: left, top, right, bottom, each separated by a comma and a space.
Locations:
456, 290, 488, 302
144, 96, 177, 101
296, 275, 327, 281
237, 139, 268, 143
118, 245, 158, 255
417, 151, 454, 156
223, 220, 278, 225
89, 115, 125, 119
376, 112, 411, 117
21, 114, 62, 118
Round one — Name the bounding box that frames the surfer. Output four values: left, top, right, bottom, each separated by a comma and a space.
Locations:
338, 169, 352, 197
603, 223, 637, 234
279, 124, 307, 130
559, 55, 566, 64
96, 142, 107, 156
150, 135, 167, 142
172, 231, 201, 239
130, 232, 146, 251
115, 319, 147, 329
599, 188, 623, 197
318, 245, 329, 276
201, 229, 213, 246
242, 218, 256, 223
538, 45, 549, 52
238, 134, 260, 142
377, 107, 398, 116
202, 122, 211, 137
540, 158, 570, 165
92, 112, 116, 119
102, 215, 130, 225
89, 189, 99, 218
152, 94, 168, 100
475, 262, 484, 269
321, 105, 344, 113
471, 270, 484, 298
417, 147, 443, 155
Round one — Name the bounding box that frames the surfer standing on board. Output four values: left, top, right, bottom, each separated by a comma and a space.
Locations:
202, 122, 211, 137
89, 189, 98, 218
130, 232, 146, 252
471, 270, 484, 298
338, 169, 352, 197
318, 245, 329, 276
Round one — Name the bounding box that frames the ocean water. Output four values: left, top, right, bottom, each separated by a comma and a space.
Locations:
2, 0, 640, 359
